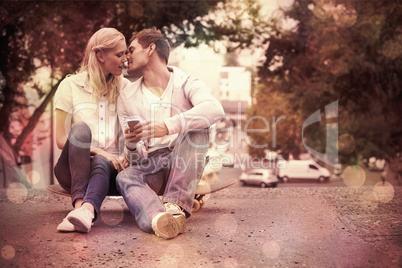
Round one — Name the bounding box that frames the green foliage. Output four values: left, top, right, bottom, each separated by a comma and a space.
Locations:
254, 0, 402, 162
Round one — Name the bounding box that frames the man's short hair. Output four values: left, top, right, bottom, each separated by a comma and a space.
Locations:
130, 28, 170, 64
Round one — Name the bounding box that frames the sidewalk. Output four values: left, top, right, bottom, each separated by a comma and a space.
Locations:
1, 185, 401, 267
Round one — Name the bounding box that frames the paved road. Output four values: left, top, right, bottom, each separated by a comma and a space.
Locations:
1, 185, 401, 267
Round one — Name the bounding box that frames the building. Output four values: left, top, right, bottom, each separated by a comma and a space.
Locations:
169, 44, 222, 101
219, 66, 251, 122
219, 67, 251, 104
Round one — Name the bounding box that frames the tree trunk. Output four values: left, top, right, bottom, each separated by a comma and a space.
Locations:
13, 75, 66, 153
0, 86, 13, 141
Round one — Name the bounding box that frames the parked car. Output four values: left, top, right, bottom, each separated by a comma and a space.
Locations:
278, 160, 331, 182
239, 169, 278, 188
333, 164, 342, 176
368, 157, 385, 171
264, 151, 279, 161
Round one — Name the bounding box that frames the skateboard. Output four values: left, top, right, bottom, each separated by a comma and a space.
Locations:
47, 184, 121, 196
192, 178, 237, 213
47, 184, 70, 196
47, 177, 237, 213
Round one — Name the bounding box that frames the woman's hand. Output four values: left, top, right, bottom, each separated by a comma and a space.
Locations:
91, 148, 124, 172
119, 153, 129, 170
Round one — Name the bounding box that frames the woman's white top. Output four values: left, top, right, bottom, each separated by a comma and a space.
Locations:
54, 72, 125, 155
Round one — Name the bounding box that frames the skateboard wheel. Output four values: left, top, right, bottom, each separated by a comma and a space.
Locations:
199, 197, 205, 208
192, 200, 201, 212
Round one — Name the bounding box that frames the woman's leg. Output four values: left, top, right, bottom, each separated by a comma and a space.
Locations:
54, 122, 92, 208
67, 154, 117, 233
83, 155, 117, 221
54, 122, 92, 232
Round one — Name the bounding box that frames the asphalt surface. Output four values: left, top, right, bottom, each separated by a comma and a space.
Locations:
1, 183, 401, 267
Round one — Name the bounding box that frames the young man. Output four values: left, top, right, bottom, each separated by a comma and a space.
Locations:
117, 28, 224, 239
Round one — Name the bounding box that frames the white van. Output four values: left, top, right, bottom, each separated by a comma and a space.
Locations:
278, 160, 331, 182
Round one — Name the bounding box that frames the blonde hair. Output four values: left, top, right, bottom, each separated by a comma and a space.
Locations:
80, 27, 126, 105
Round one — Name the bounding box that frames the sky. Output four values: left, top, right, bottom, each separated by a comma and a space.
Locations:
170, 0, 284, 72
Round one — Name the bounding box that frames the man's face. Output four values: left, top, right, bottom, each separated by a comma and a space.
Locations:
126, 39, 148, 76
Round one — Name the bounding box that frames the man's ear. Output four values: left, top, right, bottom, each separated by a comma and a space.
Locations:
148, 43, 156, 56
96, 51, 105, 63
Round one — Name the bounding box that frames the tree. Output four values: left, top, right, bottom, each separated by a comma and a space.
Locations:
0, 0, 264, 166
224, 52, 240, 66
247, 85, 303, 160
253, 0, 402, 165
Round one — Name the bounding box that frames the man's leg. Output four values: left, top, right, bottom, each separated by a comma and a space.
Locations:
116, 149, 170, 233
162, 129, 209, 217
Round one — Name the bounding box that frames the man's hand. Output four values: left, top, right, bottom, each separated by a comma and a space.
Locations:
124, 120, 168, 143
124, 120, 145, 144
148, 120, 169, 138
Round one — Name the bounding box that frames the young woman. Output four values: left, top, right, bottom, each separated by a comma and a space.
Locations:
54, 27, 129, 233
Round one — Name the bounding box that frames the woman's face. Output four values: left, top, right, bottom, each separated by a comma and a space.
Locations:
99, 40, 127, 76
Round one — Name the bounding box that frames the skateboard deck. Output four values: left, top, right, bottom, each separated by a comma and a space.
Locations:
195, 178, 237, 195
47, 177, 237, 213
47, 184, 121, 196
47, 184, 71, 197
192, 177, 237, 212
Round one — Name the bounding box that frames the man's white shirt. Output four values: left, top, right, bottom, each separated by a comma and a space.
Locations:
141, 73, 178, 153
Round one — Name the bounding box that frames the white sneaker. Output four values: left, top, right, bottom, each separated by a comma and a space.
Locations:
57, 217, 75, 232
152, 212, 186, 239
164, 202, 186, 217
67, 207, 94, 233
